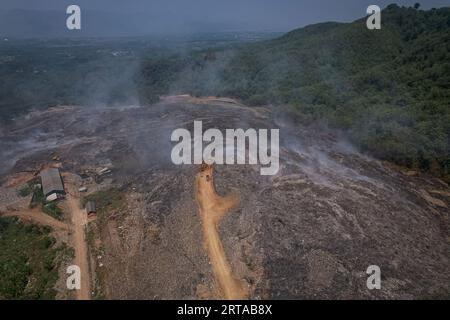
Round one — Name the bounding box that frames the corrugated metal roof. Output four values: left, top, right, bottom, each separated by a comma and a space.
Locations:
40, 168, 64, 196
86, 201, 96, 213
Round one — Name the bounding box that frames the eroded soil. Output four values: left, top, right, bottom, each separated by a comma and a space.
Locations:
0, 96, 449, 299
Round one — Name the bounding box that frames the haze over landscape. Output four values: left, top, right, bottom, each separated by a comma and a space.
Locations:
0, 0, 449, 36
0, 1, 449, 302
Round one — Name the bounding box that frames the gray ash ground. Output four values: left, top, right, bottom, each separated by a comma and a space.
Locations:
0, 98, 449, 299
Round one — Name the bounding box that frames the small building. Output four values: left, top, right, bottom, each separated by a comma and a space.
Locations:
85, 201, 96, 215
40, 168, 65, 201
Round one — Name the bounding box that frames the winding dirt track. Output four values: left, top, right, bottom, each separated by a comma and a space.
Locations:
65, 185, 91, 300
195, 164, 248, 300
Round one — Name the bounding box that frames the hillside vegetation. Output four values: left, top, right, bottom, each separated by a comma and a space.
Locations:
0, 5, 448, 180
228, 5, 450, 176
0, 217, 69, 299
140, 4, 450, 179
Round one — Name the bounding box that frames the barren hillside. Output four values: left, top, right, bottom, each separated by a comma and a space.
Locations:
0, 97, 449, 299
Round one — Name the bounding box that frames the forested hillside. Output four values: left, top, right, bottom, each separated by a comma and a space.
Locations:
1, 4, 449, 179
220, 4, 450, 175
140, 4, 450, 178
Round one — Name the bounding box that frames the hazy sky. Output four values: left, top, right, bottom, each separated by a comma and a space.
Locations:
1, 0, 449, 36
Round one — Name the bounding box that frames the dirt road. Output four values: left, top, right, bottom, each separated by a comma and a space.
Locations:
195, 164, 248, 300
65, 182, 91, 300
1, 208, 69, 231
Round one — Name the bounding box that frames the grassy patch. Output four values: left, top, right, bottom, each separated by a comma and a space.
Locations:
82, 190, 126, 299
85, 222, 106, 300
0, 217, 70, 299
18, 178, 42, 199
42, 202, 63, 221
83, 189, 126, 223
30, 186, 45, 209
18, 185, 32, 197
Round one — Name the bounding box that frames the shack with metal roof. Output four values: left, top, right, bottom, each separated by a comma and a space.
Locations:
85, 201, 96, 215
40, 168, 65, 201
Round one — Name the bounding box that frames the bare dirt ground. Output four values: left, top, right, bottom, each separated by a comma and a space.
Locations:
0, 96, 449, 299
64, 176, 91, 300
196, 164, 248, 299
3, 172, 35, 188
1, 208, 69, 231
0, 173, 92, 300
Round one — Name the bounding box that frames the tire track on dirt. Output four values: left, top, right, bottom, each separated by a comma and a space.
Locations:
65, 181, 91, 300
195, 164, 248, 300
1, 208, 69, 230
